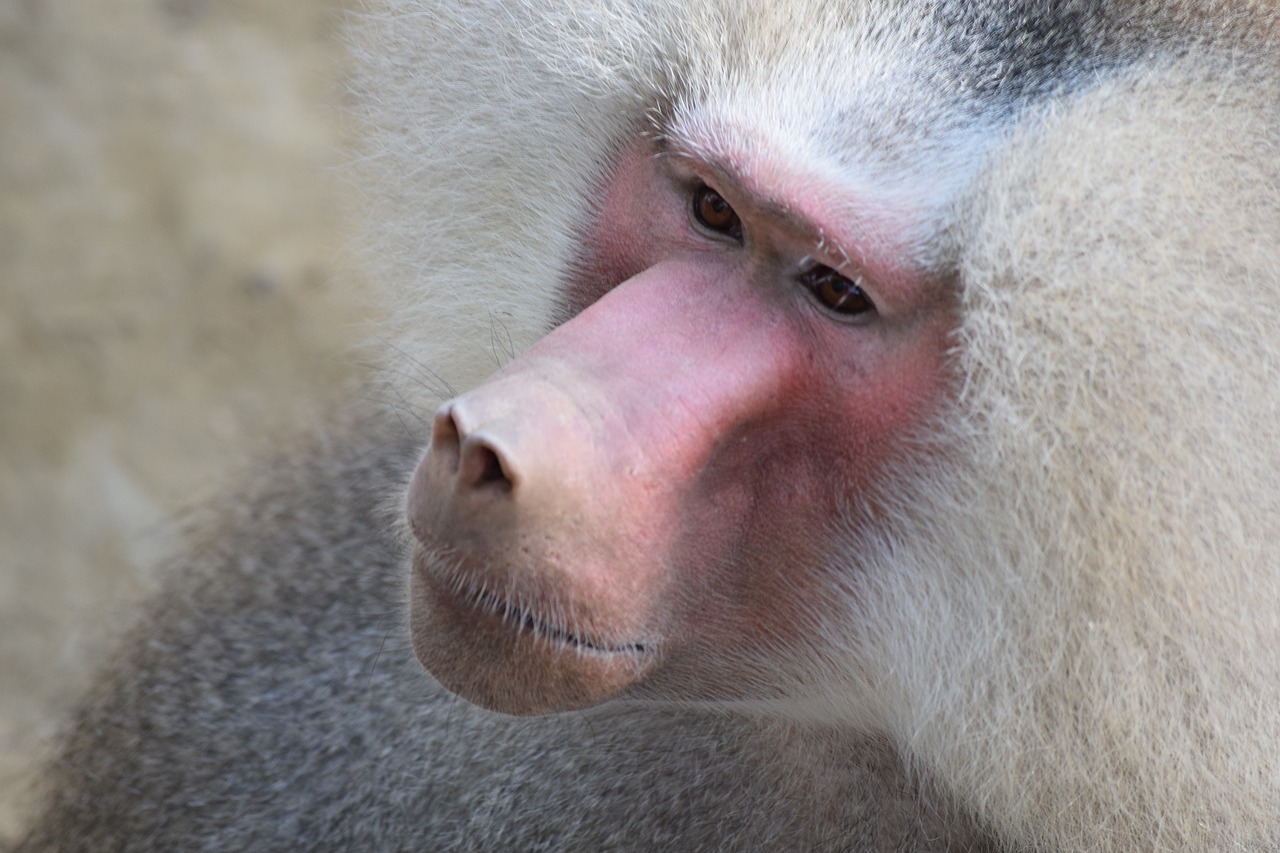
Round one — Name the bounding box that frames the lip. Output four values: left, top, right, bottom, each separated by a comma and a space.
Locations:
419, 550, 653, 659
409, 545, 661, 714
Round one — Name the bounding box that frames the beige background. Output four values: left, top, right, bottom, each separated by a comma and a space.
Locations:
0, 0, 373, 838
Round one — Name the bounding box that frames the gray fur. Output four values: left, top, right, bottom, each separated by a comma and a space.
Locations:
15, 417, 982, 851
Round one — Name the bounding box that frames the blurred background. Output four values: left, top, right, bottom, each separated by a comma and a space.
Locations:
0, 0, 375, 838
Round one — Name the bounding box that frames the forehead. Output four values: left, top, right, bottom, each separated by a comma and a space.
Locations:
656, 0, 1154, 146
648, 0, 1161, 268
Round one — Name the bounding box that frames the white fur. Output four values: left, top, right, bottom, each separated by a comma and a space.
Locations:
360, 2, 1280, 849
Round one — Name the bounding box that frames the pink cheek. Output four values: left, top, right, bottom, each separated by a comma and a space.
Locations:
853, 346, 947, 441
787, 321, 955, 502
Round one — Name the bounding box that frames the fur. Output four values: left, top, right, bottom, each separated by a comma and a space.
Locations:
18, 1, 1280, 850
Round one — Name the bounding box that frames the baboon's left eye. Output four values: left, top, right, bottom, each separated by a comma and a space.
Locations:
799, 266, 875, 316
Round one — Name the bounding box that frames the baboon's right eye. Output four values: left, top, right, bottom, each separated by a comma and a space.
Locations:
692, 184, 743, 243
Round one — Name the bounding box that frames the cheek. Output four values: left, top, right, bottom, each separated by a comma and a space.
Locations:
666, 315, 954, 608
840, 319, 956, 454
653, 324, 953, 695
734, 316, 954, 513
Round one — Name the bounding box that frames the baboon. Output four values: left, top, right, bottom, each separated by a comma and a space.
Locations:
17, 0, 1280, 850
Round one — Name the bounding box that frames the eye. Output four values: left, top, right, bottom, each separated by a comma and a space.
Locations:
798, 265, 876, 317
692, 184, 743, 243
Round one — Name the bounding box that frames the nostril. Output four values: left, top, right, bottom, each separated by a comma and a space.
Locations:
431, 406, 463, 475
434, 403, 515, 494
462, 440, 514, 492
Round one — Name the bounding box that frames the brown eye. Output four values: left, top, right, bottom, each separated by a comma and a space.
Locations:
692, 184, 743, 242
799, 266, 875, 317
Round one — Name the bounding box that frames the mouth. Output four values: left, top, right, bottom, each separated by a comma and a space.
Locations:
418, 549, 653, 659
449, 580, 650, 656
409, 546, 659, 713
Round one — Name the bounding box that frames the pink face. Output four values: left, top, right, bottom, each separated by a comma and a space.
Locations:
406, 133, 957, 715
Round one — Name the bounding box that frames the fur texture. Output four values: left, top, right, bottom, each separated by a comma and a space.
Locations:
15, 417, 981, 850
18, 1, 1280, 850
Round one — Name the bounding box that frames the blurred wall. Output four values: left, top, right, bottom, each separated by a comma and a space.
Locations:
0, 0, 373, 837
